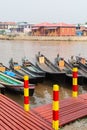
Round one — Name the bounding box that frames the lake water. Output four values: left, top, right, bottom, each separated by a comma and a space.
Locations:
0, 40, 87, 108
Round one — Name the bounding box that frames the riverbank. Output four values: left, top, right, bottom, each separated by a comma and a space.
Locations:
0, 35, 87, 41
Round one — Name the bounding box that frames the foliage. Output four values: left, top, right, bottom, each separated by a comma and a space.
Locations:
0, 30, 5, 34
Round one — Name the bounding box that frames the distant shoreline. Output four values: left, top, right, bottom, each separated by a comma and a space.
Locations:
0, 35, 87, 41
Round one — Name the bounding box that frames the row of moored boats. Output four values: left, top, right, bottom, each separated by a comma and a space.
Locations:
0, 52, 87, 96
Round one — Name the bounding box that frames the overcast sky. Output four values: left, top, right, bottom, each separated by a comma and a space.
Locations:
0, 0, 87, 24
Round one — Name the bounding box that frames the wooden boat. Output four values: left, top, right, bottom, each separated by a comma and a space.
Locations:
76, 56, 87, 69
68, 56, 87, 78
21, 58, 46, 82
0, 72, 35, 96
9, 58, 44, 84
36, 52, 65, 81
0, 63, 23, 81
22, 57, 46, 76
55, 55, 73, 77
0, 84, 5, 94
68, 56, 79, 67
9, 58, 37, 84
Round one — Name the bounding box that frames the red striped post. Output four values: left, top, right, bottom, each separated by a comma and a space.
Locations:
52, 84, 59, 130
72, 68, 78, 97
24, 75, 29, 111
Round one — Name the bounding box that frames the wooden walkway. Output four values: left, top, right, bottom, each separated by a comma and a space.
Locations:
1, 94, 52, 130
1, 93, 87, 130
32, 94, 87, 127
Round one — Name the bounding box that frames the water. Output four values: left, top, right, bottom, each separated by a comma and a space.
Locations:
0, 40, 87, 108
0, 40, 87, 66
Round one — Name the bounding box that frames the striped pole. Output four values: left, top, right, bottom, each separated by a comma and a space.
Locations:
52, 84, 59, 130
72, 68, 78, 97
24, 75, 29, 111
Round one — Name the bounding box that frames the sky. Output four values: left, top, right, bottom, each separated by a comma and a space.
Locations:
0, 0, 87, 24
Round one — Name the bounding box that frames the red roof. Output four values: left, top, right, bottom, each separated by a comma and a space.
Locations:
34, 22, 52, 27
56, 22, 75, 27
33, 22, 75, 27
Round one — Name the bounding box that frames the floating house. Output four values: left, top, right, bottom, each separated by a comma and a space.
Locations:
32, 22, 76, 36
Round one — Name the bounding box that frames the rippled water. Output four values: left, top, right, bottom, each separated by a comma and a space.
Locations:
0, 40, 87, 108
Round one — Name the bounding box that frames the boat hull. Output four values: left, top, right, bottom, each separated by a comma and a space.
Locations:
36, 53, 65, 82
0, 72, 35, 96
5, 84, 35, 96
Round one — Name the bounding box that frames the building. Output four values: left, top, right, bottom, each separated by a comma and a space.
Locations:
76, 24, 87, 36
81, 25, 87, 36
0, 22, 33, 35
32, 22, 76, 36
0, 22, 16, 29
16, 22, 32, 34
0, 22, 16, 34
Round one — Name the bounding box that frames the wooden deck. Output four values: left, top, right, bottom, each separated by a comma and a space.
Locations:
1, 93, 87, 129
1, 94, 52, 130
32, 94, 87, 127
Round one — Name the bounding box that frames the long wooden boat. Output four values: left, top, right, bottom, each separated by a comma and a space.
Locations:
0, 72, 35, 96
22, 58, 45, 76
55, 55, 73, 77
0, 84, 5, 94
0, 63, 23, 81
68, 56, 87, 78
55, 55, 85, 79
9, 59, 38, 84
21, 58, 46, 82
76, 56, 87, 69
36, 52, 65, 81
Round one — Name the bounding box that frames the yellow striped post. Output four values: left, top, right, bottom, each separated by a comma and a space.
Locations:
52, 84, 59, 130
24, 75, 29, 111
72, 68, 78, 97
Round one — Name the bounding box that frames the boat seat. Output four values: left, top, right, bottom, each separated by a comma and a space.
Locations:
58, 60, 65, 70
0, 67, 5, 72
23, 62, 31, 66
39, 56, 45, 64
14, 65, 21, 70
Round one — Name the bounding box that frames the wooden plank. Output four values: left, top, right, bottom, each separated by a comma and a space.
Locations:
1, 93, 87, 129
1, 94, 53, 130
79, 93, 87, 100
1, 102, 52, 129
1, 116, 20, 130
33, 94, 87, 126
1, 120, 10, 130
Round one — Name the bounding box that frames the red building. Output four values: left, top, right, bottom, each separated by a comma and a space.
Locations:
32, 22, 76, 36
